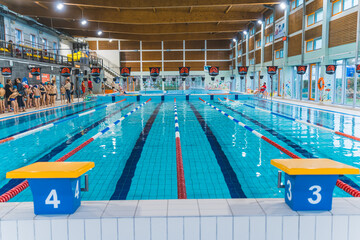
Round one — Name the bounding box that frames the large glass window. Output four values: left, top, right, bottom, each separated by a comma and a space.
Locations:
314, 38, 322, 50
332, 0, 342, 15
332, 0, 358, 16
15, 29, 22, 45
306, 40, 314, 52
42, 38, 47, 50
306, 38, 322, 52
334, 60, 343, 104
315, 9, 323, 22
345, 58, 355, 105
307, 14, 315, 26
30, 34, 36, 48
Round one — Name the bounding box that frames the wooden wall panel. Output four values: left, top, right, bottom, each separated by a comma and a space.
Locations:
185, 61, 205, 71
207, 51, 231, 60
164, 41, 183, 49
164, 61, 183, 71
255, 50, 261, 64
249, 52, 254, 59
265, 26, 274, 36
186, 40, 205, 49
142, 62, 162, 70
305, 25, 322, 41
142, 41, 161, 50
255, 33, 261, 41
120, 62, 140, 71
186, 51, 205, 60
275, 6, 285, 20
289, 10, 303, 34
207, 40, 230, 49
98, 40, 119, 50
164, 51, 183, 60
120, 52, 140, 61
207, 61, 231, 70
120, 41, 140, 50
306, 0, 323, 13
242, 56, 246, 65
88, 41, 97, 50
142, 51, 162, 61
264, 45, 272, 62
249, 38, 254, 51
274, 41, 284, 51
329, 12, 357, 48
288, 34, 302, 57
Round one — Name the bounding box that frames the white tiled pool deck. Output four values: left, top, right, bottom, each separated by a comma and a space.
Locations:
1, 198, 360, 240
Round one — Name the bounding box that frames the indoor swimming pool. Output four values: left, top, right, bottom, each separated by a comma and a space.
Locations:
1, 95, 360, 202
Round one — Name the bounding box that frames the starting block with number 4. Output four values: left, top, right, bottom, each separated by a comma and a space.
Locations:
271, 159, 359, 211
6, 162, 94, 215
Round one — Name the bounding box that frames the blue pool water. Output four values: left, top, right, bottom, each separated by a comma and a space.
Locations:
1, 96, 360, 201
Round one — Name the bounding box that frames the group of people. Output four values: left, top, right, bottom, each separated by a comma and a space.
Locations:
0, 78, 57, 114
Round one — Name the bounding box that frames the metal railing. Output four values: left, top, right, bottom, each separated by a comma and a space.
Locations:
0, 40, 103, 67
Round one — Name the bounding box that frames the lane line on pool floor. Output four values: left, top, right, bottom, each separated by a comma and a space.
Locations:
174, 99, 187, 199
0, 99, 96, 121
0, 99, 127, 144
202, 98, 360, 197
0, 99, 151, 202
0, 102, 135, 197
226, 98, 360, 142
0, 101, 108, 140
189, 102, 246, 198
216, 101, 360, 192
110, 102, 163, 200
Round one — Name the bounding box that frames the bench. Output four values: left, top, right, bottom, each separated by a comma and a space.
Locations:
6, 162, 94, 215
271, 158, 359, 211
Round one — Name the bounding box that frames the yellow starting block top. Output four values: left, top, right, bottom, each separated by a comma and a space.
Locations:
271, 158, 359, 175
6, 162, 95, 179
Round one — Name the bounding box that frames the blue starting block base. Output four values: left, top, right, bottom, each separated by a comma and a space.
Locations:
28, 177, 81, 215
284, 174, 338, 211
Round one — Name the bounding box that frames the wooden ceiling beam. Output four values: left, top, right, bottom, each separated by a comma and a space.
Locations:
34, 1, 48, 9
13, 7, 261, 24
224, 5, 232, 14
65, 29, 236, 41
39, 18, 246, 34
7, 0, 280, 9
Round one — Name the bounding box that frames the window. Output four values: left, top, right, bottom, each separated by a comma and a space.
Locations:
307, 9, 323, 27
250, 28, 255, 36
30, 34, 36, 48
314, 38, 322, 50
332, 0, 358, 16
42, 38, 47, 50
306, 37, 322, 52
266, 15, 274, 25
53, 42, 57, 52
256, 40, 261, 48
275, 49, 284, 59
15, 29, 22, 45
291, 0, 303, 10
265, 34, 273, 44
250, 58, 255, 65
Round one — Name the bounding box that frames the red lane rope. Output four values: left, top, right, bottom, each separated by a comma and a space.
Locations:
174, 98, 187, 199
224, 97, 235, 102
335, 131, 360, 142
202, 98, 360, 197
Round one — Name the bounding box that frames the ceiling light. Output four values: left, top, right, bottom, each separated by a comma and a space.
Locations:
81, 19, 87, 25
243, 31, 247, 35
56, 2, 64, 10
109, 39, 113, 42
97, 30, 103, 36
257, 20, 263, 25
232, 38, 236, 42
280, 3, 286, 9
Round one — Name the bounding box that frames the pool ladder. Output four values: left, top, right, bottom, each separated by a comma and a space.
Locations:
277, 171, 285, 188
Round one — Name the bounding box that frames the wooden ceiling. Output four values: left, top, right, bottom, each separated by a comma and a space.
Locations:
1, 0, 280, 41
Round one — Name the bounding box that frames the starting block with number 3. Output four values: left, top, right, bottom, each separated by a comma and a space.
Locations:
6, 162, 94, 215
271, 159, 359, 211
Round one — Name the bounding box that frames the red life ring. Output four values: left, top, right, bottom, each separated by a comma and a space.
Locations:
317, 77, 325, 91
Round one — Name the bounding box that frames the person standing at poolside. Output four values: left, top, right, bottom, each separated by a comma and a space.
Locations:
0, 84, 5, 113
101, 82, 105, 95
39, 83, 46, 107
49, 82, 57, 106
33, 85, 41, 109
81, 80, 86, 98
26, 85, 33, 109
8, 86, 19, 114
64, 79, 71, 104
4, 79, 12, 112
87, 79, 93, 95
60, 85, 65, 104
15, 78, 25, 112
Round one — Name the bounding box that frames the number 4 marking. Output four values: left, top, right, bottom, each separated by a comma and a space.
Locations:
45, 189, 61, 208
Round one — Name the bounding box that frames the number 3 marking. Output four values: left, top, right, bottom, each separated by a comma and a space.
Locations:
287, 180, 292, 201
308, 185, 322, 204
